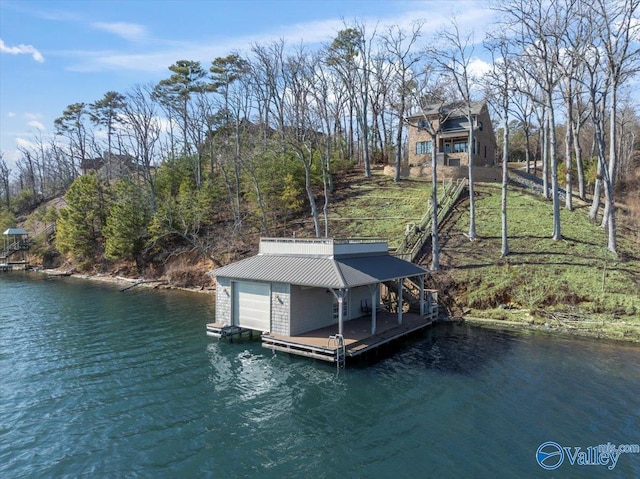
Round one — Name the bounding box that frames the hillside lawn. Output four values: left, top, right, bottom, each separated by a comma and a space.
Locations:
323, 170, 640, 343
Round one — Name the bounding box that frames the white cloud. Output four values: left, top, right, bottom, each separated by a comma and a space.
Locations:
24, 112, 43, 120
62, 1, 495, 75
0, 38, 44, 62
15, 137, 38, 150
27, 120, 45, 131
469, 58, 492, 78
8, 112, 16, 118
92, 22, 148, 42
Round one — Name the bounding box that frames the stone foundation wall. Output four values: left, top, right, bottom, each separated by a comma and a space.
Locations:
383, 164, 502, 183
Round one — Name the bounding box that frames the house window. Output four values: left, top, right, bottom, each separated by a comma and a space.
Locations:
478, 120, 483, 131
453, 140, 468, 153
416, 141, 433, 155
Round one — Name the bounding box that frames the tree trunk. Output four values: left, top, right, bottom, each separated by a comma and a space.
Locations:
431, 135, 439, 271
501, 114, 509, 257
467, 108, 476, 241
548, 99, 561, 241
572, 118, 586, 201
564, 93, 573, 211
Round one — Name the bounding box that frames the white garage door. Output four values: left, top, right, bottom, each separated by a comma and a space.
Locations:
233, 282, 271, 331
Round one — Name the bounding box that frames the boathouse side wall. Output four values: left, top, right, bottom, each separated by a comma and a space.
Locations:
289, 286, 334, 335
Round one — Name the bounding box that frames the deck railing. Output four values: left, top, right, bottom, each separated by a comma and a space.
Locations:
394, 178, 467, 262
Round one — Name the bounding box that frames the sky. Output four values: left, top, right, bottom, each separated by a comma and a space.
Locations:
0, 0, 496, 169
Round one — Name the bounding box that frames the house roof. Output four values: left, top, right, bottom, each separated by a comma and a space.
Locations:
407, 100, 486, 120
209, 252, 427, 289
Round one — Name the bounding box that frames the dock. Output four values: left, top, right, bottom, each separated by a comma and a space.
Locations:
262, 310, 436, 365
208, 305, 438, 367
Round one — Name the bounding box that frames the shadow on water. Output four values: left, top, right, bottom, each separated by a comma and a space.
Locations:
349, 321, 518, 374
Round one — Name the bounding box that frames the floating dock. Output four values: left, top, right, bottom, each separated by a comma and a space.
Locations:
262, 310, 437, 365
208, 306, 438, 367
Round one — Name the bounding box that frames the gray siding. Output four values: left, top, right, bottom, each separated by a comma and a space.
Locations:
348, 286, 376, 317
290, 286, 335, 335
215, 277, 232, 326
270, 282, 291, 336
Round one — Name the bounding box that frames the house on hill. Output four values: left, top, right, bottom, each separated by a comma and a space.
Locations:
80, 152, 138, 178
207, 237, 438, 365
406, 101, 496, 168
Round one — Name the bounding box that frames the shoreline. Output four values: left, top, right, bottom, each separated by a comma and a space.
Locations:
33, 268, 639, 344
461, 315, 640, 344
38, 268, 215, 295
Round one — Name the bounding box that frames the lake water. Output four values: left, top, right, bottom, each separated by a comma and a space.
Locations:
1, 272, 639, 478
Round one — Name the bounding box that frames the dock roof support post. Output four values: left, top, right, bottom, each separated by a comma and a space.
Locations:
398, 280, 403, 325
419, 275, 425, 316
367, 284, 378, 335
328, 288, 348, 337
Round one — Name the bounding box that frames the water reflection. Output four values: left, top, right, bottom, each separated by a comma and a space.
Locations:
2, 274, 639, 479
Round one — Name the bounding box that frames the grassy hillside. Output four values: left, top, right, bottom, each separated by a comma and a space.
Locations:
323, 170, 640, 342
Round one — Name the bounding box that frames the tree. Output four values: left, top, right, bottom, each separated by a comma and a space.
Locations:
485, 34, 516, 257
381, 21, 423, 183
427, 18, 480, 240
328, 24, 375, 178
591, 0, 639, 253
153, 60, 209, 187
282, 45, 323, 237
121, 84, 162, 210
89, 91, 127, 181
56, 173, 110, 261
210, 53, 252, 228
500, 0, 569, 241
54, 102, 89, 178
412, 69, 451, 271
104, 177, 151, 263
0, 154, 10, 209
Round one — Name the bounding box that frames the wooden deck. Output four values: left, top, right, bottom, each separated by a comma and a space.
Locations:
262, 309, 436, 363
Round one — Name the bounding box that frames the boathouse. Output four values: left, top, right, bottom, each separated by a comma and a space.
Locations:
208, 238, 438, 365
1, 228, 30, 271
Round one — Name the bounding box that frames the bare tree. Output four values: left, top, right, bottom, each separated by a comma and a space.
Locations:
427, 18, 480, 240
328, 23, 376, 178
0, 153, 11, 209
54, 102, 90, 179
500, 0, 572, 241
412, 68, 452, 271
485, 34, 517, 257
121, 84, 162, 210
282, 45, 323, 236
592, 0, 640, 253
382, 21, 424, 182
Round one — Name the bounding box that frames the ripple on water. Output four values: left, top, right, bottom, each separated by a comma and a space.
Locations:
1, 275, 639, 478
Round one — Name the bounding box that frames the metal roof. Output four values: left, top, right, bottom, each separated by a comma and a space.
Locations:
3, 228, 28, 236
406, 100, 485, 120
210, 252, 427, 289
